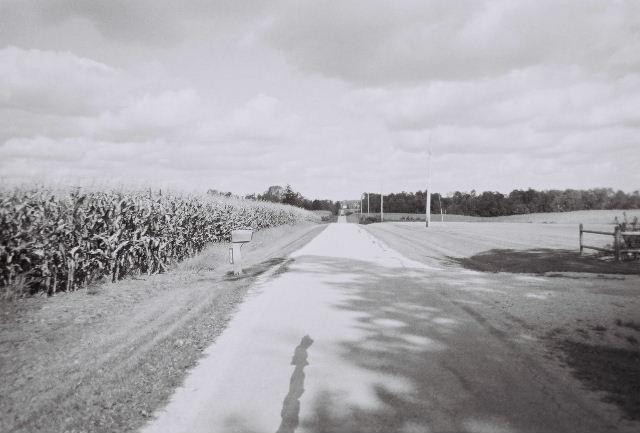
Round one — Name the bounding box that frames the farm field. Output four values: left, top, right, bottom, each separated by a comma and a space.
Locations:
363, 221, 640, 426
0, 222, 326, 433
3, 210, 639, 433
0, 187, 318, 298
364, 221, 621, 265
360, 209, 640, 224
4, 2, 639, 432
482, 209, 640, 224
136, 219, 640, 433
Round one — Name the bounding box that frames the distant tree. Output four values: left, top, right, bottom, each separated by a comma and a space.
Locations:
259, 185, 286, 203
358, 187, 640, 217
207, 189, 237, 198
253, 185, 639, 217
252, 185, 339, 214
282, 184, 302, 207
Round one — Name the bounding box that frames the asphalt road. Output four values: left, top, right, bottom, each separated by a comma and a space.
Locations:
141, 222, 623, 433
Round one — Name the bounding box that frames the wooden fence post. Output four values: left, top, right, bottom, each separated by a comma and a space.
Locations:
614, 226, 621, 261
579, 223, 583, 254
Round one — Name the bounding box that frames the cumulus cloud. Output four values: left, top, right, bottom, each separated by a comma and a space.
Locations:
0, 1, 638, 198
267, 0, 640, 85
342, 67, 640, 133
0, 46, 124, 115
0, 0, 272, 47
0, 46, 310, 192
85, 89, 204, 142
0, 47, 203, 143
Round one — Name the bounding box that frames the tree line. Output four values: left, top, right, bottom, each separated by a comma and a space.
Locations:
360, 188, 640, 217
244, 185, 340, 214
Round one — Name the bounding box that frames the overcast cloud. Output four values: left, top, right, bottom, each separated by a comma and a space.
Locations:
1, 0, 638, 199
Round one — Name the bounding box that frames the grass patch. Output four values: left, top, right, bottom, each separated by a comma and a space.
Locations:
558, 340, 640, 420
453, 249, 640, 275
616, 319, 640, 332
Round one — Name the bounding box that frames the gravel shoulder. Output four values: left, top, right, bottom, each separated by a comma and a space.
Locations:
363, 221, 640, 427
0, 222, 325, 433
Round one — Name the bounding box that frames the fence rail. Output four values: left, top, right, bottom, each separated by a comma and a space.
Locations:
579, 223, 640, 261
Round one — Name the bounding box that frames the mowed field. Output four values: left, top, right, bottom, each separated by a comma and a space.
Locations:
363, 219, 640, 425
365, 221, 615, 264
361, 209, 640, 224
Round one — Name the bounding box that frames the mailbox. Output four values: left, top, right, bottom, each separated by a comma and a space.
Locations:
231, 229, 253, 243
229, 228, 253, 275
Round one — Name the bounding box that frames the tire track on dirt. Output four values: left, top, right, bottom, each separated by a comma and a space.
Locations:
446, 298, 615, 431
3, 225, 327, 433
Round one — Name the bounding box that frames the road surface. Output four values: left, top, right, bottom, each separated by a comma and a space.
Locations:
141, 222, 624, 433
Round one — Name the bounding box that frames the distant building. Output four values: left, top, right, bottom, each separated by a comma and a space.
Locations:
341, 200, 361, 210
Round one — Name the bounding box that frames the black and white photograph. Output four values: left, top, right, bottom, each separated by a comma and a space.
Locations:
1, 1, 639, 432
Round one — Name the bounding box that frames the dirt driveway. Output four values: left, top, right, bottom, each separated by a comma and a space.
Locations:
141, 222, 639, 433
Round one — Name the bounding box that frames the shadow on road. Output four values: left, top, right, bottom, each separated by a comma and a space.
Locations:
224, 257, 288, 280
281, 256, 613, 433
277, 335, 314, 433
451, 248, 640, 275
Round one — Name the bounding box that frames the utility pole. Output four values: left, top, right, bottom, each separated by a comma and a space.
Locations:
426, 149, 432, 228
381, 187, 384, 222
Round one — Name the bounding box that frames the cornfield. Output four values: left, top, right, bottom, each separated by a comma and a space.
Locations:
0, 186, 318, 297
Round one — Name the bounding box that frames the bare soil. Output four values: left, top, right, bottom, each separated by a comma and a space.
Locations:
362, 221, 640, 430
0, 223, 325, 433
555, 339, 640, 420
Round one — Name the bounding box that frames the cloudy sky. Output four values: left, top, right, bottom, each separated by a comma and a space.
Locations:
1, 0, 639, 199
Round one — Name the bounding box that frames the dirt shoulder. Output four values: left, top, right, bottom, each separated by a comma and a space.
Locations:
363, 222, 640, 427
0, 223, 325, 433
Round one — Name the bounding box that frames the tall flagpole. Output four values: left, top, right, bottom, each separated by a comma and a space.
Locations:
426, 148, 432, 228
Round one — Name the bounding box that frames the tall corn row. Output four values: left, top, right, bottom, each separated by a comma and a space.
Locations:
0, 187, 317, 296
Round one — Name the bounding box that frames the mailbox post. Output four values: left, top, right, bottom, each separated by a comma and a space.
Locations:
230, 228, 253, 275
